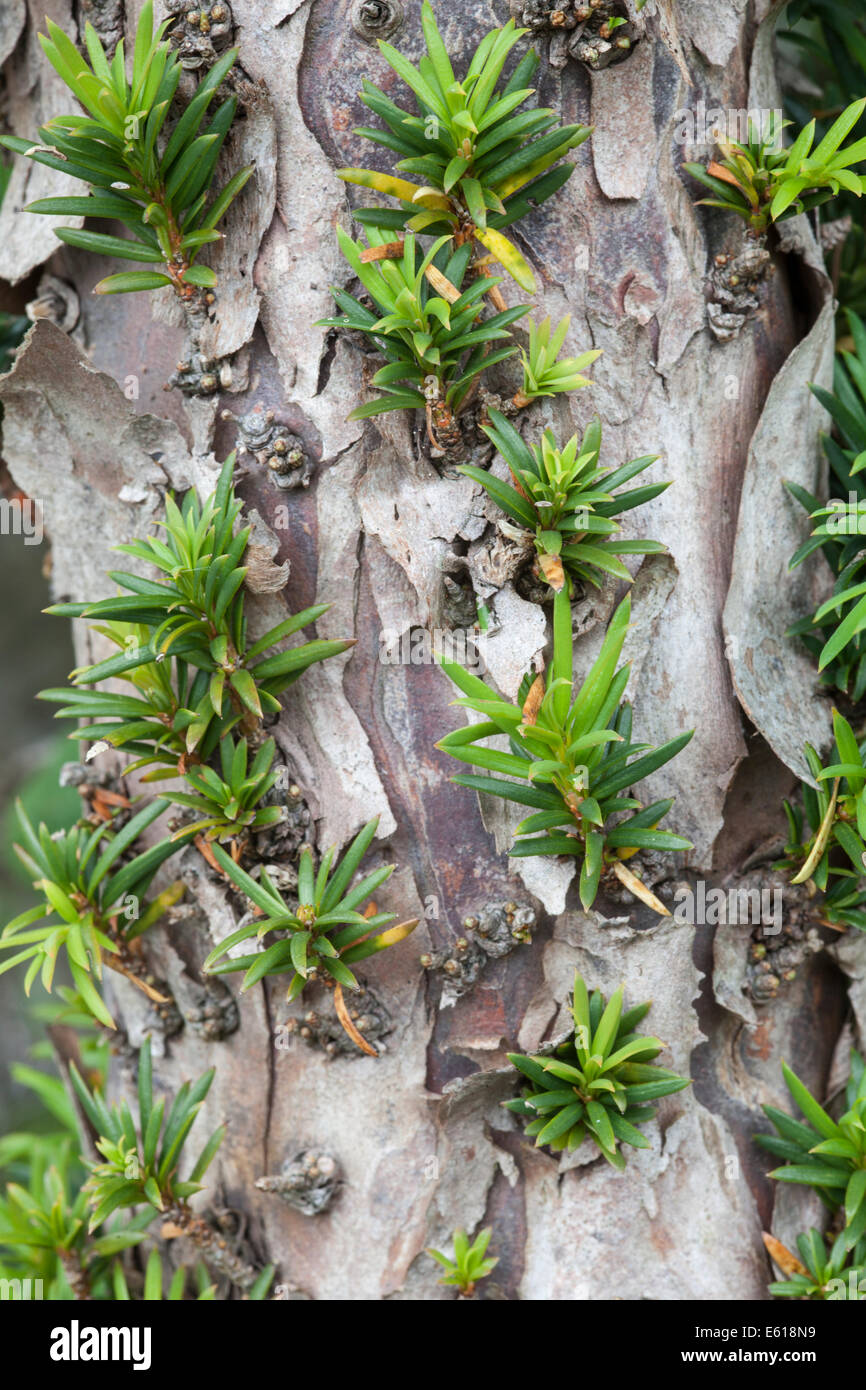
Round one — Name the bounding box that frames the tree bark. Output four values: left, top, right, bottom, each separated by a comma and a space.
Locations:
1, 0, 864, 1300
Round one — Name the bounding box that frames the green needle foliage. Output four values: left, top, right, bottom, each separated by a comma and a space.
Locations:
426, 1226, 497, 1296
0, 1147, 152, 1299
0, 2, 252, 297
514, 315, 600, 407
0, 800, 183, 1029
461, 408, 669, 594
779, 709, 866, 913
0, 1141, 95, 1291
436, 589, 693, 911
777, 781, 866, 934
684, 101, 866, 235
41, 454, 352, 774
788, 310, 866, 682
161, 735, 284, 848
786, 493, 866, 700
203, 817, 418, 1003
766, 1228, 865, 1300
755, 1051, 866, 1252
339, 2, 591, 295
42, 621, 218, 775
111, 1247, 215, 1301
0, 1065, 150, 1300
319, 227, 526, 422
504, 972, 689, 1170
327, 4, 596, 442
0, 1057, 271, 1300
72, 1037, 223, 1228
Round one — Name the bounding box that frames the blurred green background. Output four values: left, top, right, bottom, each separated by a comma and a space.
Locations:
0, 193, 79, 1130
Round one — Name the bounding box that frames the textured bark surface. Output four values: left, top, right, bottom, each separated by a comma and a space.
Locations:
2, 0, 864, 1300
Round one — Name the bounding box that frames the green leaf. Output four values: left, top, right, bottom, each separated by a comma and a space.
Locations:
90, 799, 167, 890
592, 731, 694, 800
93, 271, 172, 294
208, 846, 287, 919
181, 264, 218, 288
187, 1125, 225, 1185
228, 668, 262, 717
571, 595, 630, 736
535, 1103, 583, 1147
69, 961, 115, 1029
289, 931, 310, 978
200, 164, 255, 230
810, 97, 866, 167
591, 985, 623, 1061
579, 830, 604, 910
377, 40, 449, 122
845, 1168, 866, 1226
450, 772, 559, 811
54, 227, 164, 262
781, 1062, 840, 1140
252, 639, 354, 684
461, 175, 487, 229
768, 1164, 849, 1189
585, 1100, 616, 1154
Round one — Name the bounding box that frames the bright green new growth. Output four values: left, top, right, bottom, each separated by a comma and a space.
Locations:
339, 2, 591, 294
515, 315, 601, 406
0, 800, 184, 1028
203, 817, 418, 1002
505, 972, 689, 1170
755, 1051, 866, 1244
461, 408, 669, 593
0, 2, 252, 296
778, 709, 866, 925
161, 735, 284, 848
40, 454, 353, 774
318, 227, 527, 421
684, 100, 866, 235
327, 4, 596, 442
72, 1036, 222, 1228
426, 1226, 498, 1295
437, 589, 693, 911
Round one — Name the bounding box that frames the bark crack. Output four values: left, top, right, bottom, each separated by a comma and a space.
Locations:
261, 983, 277, 1178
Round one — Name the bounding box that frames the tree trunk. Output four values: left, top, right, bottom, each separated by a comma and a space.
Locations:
1, 0, 863, 1300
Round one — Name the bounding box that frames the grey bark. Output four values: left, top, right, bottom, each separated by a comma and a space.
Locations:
1, 0, 863, 1299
